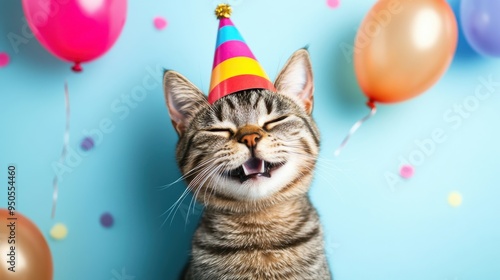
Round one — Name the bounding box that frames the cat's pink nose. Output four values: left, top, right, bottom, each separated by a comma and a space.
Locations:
239, 133, 261, 148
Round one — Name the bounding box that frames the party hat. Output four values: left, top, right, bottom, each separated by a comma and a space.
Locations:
208, 4, 276, 104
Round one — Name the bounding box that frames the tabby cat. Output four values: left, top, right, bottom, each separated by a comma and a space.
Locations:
163, 48, 332, 280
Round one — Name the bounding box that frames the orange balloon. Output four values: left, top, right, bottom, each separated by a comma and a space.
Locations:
0, 209, 53, 280
354, 0, 458, 103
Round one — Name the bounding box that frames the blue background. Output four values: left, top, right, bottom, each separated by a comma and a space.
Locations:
1, 0, 499, 279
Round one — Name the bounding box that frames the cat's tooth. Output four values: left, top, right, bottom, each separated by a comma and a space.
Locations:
260, 161, 266, 173
242, 164, 250, 176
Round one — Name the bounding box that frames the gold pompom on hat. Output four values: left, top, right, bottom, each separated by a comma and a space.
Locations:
215, 3, 232, 19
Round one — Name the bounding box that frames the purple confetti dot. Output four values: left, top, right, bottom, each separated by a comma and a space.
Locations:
100, 212, 114, 228
81, 137, 94, 151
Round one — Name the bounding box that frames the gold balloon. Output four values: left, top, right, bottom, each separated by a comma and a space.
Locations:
0, 209, 53, 280
354, 0, 458, 103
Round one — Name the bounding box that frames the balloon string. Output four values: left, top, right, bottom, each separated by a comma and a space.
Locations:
52, 82, 70, 219
334, 101, 377, 157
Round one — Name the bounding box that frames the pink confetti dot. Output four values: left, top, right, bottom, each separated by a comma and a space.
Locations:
153, 17, 168, 30
0, 52, 10, 67
327, 0, 340, 9
399, 165, 414, 179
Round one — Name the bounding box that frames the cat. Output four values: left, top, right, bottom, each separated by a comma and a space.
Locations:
163, 48, 332, 280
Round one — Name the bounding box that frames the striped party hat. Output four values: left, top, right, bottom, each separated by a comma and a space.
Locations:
208, 4, 276, 104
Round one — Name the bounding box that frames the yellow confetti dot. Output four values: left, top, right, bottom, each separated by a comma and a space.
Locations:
50, 223, 68, 240
448, 191, 463, 207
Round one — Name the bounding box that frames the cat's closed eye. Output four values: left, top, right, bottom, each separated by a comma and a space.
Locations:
263, 115, 289, 130
205, 128, 234, 137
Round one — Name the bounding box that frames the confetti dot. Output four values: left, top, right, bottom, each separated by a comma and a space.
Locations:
100, 212, 114, 228
0, 52, 10, 67
153, 17, 168, 30
448, 191, 463, 207
50, 223, 68, 240
327, 0, 340, 9
399, 165, 414, 179
81, 137, 95, 151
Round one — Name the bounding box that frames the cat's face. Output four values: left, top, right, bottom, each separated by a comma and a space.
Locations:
164, 49, 318, 210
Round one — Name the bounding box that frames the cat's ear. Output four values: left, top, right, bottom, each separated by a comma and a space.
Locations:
163, 70, 208, 136
274, 48, 314, 114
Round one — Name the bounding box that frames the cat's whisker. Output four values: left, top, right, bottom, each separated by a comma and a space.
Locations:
242, 139, 339, 195
285, 151, 341, 178
160, 184, 191, 219
283, 146, 343, 171
282, 149, 354, 199
187, 159, 228, 219
162, 186, 196, 227
197, 167, 224, 216
187, 165, 217, 215
160, 160, 218, 227
306, 166, 344, 199
188, 159, 220, 188
159, 188, 190, 229
282, 141, 344, 164
168, 174, 210, 226
201, 162, 229, 206
198, 163, 225, 205
205, 163, 228, 207
157, 157, 219, 190
190, 167, 216, 217
279, 149, 343, 182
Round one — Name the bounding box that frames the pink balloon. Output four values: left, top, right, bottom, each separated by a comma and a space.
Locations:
22, 0, 127, 72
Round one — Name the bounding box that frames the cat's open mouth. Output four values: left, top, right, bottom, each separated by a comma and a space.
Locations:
225, 158, 284, 183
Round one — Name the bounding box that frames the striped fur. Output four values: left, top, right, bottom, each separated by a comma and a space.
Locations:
164, 49, 332, 279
